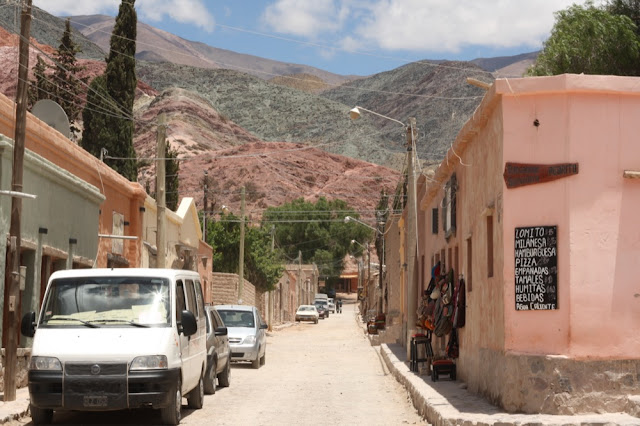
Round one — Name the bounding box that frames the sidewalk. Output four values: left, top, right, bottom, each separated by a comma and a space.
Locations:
0, 387, 30, 424
378, 343, 640, 426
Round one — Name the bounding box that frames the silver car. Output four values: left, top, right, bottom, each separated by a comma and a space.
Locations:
214, 305, 267, 369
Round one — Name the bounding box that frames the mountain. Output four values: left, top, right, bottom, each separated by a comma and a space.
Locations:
320, 61, 491, 162
135, 62, 398, 167
133, 88, 400, 217
471, 51, 539, 74
68, 15, 354, 86
0, 3, 104, 60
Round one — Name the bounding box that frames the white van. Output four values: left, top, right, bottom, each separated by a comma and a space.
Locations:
21, 268, 207, 425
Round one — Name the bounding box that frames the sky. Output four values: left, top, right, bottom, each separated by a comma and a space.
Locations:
32, 0, 598, 76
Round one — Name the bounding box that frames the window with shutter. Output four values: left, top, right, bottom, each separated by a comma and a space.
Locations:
432, 208, 438, 234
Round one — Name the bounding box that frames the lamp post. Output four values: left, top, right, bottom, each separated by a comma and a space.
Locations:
349, 106, 419, 360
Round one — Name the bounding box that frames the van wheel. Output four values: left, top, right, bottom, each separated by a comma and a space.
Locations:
187, 375, 204, 409
161, 380, 181, 425
30, 404, 53, 425
217, 359, 231, 387
260, 351, 266, 366
204, 361, 216, 395
251, 351, 261, 369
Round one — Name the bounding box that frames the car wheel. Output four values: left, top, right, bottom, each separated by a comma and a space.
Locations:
260, 351, 266, 366
218, 359, 231, 387
187, 375, 204, 409
314, 319, 318, 324
29, 404, 53, 425
160, 380, 181, 425
251, 350, 261, 369
204, 360, 216, 395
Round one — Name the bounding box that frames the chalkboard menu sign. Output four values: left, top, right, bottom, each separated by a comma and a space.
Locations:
514, 226, 557, 311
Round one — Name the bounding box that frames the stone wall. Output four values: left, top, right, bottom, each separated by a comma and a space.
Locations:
0, 348, 31, 390
471, 348, 640, 415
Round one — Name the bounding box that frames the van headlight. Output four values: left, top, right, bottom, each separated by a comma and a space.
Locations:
242, 335, 256, 345
130, 355, 168, 371
30, 356, 62, 371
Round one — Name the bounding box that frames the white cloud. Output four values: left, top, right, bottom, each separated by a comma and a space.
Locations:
261, 0, 349, 38
33, 0, 119, 16
33, 0, 215, 32
262, 0, 595, 53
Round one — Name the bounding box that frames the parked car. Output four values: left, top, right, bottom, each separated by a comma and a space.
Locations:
314, 302, 328, 319
21, 268, 207, 425
215, 305, 267, 369
204, 306, 231, 394
314, 299, 330, 318
295, 305, 319, 324
328, 298, 336, 313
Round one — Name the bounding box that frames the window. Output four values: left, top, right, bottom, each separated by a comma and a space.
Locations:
442, 175, 457, 238
185, 279, 198, 316
176, 280, 186, 322
432, 208, 438, 234
487, 215, 494, 278
466, 238, 473, 292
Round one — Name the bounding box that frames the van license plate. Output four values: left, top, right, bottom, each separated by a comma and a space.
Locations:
83, 396, 107, 407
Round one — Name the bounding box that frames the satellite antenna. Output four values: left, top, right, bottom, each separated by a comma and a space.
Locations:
32, 99, 71, 139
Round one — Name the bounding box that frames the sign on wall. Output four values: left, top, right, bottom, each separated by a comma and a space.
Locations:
514, 226, 557, 311
503, 162, 578, 189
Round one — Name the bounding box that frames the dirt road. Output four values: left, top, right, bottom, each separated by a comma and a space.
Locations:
180, 301, 425, 425
13, 302, 425, 425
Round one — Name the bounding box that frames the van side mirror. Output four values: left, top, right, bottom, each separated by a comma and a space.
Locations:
260, 323, 268, 330
180, 310, 197, 336
214, 326, 227, 336
21, 312, 36, 337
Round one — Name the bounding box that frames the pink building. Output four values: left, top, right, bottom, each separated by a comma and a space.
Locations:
416, 74, 640, 415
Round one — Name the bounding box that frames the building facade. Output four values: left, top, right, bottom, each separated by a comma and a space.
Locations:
414, 74, 640, 414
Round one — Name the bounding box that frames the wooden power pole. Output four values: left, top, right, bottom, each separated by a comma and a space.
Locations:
405, 117, 418, 361
238, 186, 245, 304
3, 0, 33, 402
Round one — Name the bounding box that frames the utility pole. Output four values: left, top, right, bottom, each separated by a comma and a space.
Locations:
406, 117, 418, 361
297, 250, 302, 307
238, 186, 245, 304
156, 114, 166, 268
202, 170, 208, 238
268, 226, 275, 331
3, 0, 32, 402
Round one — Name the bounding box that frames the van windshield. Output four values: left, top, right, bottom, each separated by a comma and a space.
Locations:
40, 277, 171, 327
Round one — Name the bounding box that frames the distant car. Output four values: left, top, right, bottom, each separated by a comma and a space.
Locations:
328, 298, 336, 313
204, 306, 231, 394
215, 305, 267, 369
314, 302, 328, 319
295, 305, 319, 324
314, 299, 330, 318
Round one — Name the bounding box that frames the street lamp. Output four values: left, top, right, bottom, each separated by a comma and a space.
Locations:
344, 216, 380, 233
349, 106, 419, 361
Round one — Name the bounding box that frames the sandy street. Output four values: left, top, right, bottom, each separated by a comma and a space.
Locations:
179, 301, 425, 426
13, 301, 425, 426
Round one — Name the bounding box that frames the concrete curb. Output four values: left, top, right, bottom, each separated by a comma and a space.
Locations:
379, 344, 640, 426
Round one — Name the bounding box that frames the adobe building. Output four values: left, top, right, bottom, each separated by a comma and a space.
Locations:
417, 74, 640, 415
0, 136, 104, 348
140, 196, 213, 301
0, 92, 147, 269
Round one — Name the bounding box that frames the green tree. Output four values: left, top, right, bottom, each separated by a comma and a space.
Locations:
51, 19, 86, 135
28, 55, 52, 108
527, 2, 640, 76
208, 213, 283, 292
263, 197, 370, 279
81, 0, 138, 180
165, 144, 179, 211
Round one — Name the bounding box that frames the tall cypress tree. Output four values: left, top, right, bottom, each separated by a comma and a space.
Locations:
81, 0, 138, 180
52, 18, 85, 136
165, 143, 180, 211
28, 55, 52, 108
